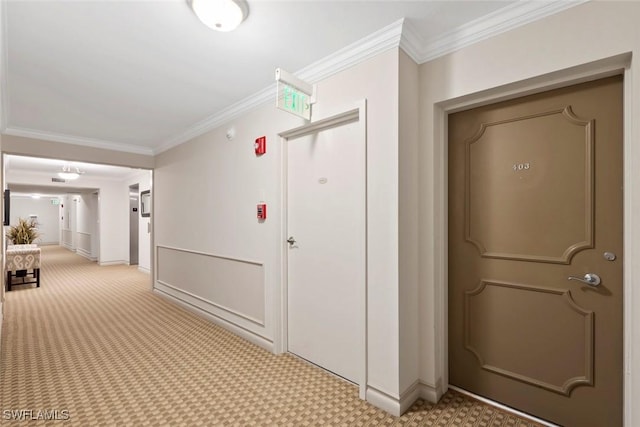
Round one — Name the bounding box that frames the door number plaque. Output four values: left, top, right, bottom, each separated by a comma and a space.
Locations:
513, 162, 531, 171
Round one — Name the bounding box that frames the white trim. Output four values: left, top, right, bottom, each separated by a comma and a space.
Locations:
153, 244, 267, 329
158, 2, 588, 155
434, 54, 631, 424
413, 0, 589, 63
295, 19, 403, 85
2, 127, 154, 156
155, 280, 265, 327
622, 63, 635, 427
76, 248, 96, 262
155, 244, 263, 267
399, 19, 423, 64
450, 386, 559, 427
153, 289, 274, 353
98, 260, 127, 266
0, 3, 585, 156
155, 21, 401, 154
366, 386, 402, 417
369, 380, 441, 416
155, 84, 276, 154
278, 100, 368, 399
138, 266, 150, 274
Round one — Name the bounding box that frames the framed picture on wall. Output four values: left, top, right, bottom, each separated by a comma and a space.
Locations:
140, 190, 151, 217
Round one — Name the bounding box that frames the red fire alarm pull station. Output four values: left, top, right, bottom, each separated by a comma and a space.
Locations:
255, 136, 266, 155
257, 203, 267, 220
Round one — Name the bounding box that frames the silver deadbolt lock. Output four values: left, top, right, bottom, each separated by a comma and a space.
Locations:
603, 252, 616, 261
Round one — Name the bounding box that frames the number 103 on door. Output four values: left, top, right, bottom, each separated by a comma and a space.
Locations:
513, 162, 531, 171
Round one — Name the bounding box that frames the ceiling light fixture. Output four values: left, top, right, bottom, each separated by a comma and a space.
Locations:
189, 0, 249, 32
58, 165, 83, 180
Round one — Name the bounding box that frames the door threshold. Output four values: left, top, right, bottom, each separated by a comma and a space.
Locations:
449, 385, 559, 427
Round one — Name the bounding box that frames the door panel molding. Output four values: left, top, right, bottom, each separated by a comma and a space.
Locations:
464, 280, 594, 395
449, 76, 622, 424
464, 106, 594, 264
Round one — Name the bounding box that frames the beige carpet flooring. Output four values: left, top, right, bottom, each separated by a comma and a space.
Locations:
0, 246, 542, 426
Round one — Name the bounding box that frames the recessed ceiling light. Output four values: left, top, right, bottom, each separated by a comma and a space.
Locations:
189, 0, 249, 32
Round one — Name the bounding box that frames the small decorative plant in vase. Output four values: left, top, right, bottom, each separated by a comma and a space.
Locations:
6, 217, 41, 245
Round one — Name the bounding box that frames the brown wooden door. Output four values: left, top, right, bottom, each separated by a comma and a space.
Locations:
448, 76, 623, 426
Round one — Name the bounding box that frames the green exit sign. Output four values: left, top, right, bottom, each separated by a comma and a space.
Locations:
277, 82, 311, 120
51, 199, 60, 205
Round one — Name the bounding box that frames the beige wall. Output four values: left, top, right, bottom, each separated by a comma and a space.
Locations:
312, 49, 402, 406
154, 99, 299, 348
154, 48, 410, 412
398, 50, 420, 402
417, 2, 640, 424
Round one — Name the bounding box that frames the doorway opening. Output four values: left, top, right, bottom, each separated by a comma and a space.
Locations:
2, 154, 153, 287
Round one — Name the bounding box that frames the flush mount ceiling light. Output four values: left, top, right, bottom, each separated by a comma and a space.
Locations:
58, 165, 83, 180
189, 0, 249, 32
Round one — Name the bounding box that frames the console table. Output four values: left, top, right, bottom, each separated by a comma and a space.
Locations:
6, 244, 41, 291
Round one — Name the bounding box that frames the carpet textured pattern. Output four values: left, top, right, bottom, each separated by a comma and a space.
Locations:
1, 246, 542, 426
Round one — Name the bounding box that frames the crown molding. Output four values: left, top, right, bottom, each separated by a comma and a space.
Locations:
155, 18, 405, 154
2, 127, 155, 156
155, 83, 276, 154
0, 1, 588, 156
412, 0, 589, 64
161, 0, 587, 154
399, 18, 423, 64
296, 18, 404, 84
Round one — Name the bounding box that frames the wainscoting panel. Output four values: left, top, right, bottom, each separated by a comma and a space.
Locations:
155, 245, 265, 326
62, 229, 73, 249
76, 232, 93, 259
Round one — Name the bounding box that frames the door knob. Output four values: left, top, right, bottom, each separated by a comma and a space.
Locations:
568, 273, 601, 287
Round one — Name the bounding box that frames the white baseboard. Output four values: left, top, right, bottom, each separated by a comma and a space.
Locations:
419, 379, 442, 403
153, 288, 274, 353
366, 379, 443, 417
99, 260, 126, 266
138, 266, 150, 274
366, 386, 403, 416
76, 248, 97, 261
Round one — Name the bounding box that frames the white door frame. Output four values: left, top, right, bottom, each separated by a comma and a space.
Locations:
434, 54, 634, 423
277, 100, 368, 398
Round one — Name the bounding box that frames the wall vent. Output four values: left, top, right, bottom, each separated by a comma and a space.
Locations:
51, 177, 66, 183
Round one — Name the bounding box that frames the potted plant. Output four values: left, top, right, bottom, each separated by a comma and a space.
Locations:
6, 217, 41, 277
6, 217, 41, 245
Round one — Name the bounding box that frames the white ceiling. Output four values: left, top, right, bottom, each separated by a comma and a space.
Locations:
1, 0, 583, 156
5, 154, 143, 196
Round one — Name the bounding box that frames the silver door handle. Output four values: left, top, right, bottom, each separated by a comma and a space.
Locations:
568, 273, 601, 287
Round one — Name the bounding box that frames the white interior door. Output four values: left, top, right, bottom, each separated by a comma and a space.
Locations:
286, 110, 365, 385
